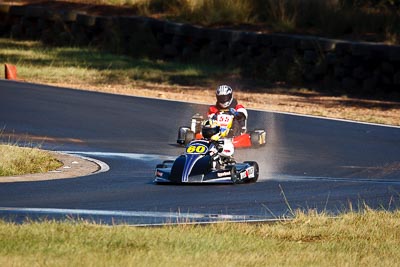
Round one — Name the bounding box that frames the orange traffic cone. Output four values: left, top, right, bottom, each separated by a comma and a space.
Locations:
5, 64, 18, 80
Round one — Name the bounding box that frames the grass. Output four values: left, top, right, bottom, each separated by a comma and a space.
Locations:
0, 144, 62, 176
0, 38, 239, 87
0, 25, 399, 265
0, 209, 399, 266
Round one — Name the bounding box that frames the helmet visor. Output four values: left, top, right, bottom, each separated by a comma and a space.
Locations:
202, 126, 219, 139
217, 94, 232, 107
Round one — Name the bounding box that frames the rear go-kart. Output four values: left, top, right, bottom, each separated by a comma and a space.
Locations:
177, 112, 266, 148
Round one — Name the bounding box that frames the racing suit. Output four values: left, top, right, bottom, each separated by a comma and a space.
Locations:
207, 98, 247, 138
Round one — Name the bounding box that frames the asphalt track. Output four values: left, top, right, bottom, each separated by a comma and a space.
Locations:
1, 80, 400, 225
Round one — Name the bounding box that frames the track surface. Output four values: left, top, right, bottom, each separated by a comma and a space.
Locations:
1, 80, 400, 224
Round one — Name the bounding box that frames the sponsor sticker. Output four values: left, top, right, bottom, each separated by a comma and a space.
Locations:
217, 171, 231, 177
247, 167, 255, 178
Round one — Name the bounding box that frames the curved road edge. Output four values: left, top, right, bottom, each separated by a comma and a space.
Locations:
0, 152, 110, 183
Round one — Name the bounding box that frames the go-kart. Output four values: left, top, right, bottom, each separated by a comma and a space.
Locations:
154, 139, 259, 184
177, 112, 266, 148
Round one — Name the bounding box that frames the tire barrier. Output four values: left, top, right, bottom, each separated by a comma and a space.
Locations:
1, 3, 400, 94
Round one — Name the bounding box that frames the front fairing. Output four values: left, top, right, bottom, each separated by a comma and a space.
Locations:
169, 140, 213, 183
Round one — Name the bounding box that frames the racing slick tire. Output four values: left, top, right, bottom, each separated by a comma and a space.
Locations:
156, 160, 175, 169
185, 130, 195, 146
243, 161, 259, 183
162, 160, 174, 168
177, 126, 190, 145
227, 165, 241, 184
177, 127, 195, 146
250, 130, 266, 148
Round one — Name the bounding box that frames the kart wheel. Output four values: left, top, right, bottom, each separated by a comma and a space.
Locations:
177, 126, 191, 145
243, 161, 259, 183
184, 130, 195, 146
250, 130, 266, 148
156, 160, 175, 169
156, 164, 165, 169
250, 132, 261, 148
227, 165, 241, 184
162, 160, 174, 168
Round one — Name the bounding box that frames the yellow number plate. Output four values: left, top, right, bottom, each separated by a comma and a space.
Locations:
186, 144, 208, 154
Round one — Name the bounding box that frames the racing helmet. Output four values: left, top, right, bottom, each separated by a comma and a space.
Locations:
201, 119, 220, 139
216, 85, 233, 108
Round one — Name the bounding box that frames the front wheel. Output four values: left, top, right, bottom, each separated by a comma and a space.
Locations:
243, 161, 259, 183
227, 165, 241, 184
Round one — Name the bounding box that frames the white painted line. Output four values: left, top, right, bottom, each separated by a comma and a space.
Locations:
270, 174, 400, 185
61, 151, 175, 162
0, 207, 270, 221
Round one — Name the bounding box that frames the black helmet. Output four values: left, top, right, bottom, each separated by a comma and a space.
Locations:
202, 120, 220, 139
216, 85, 233, 108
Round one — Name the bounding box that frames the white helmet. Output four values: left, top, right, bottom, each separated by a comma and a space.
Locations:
216, 85, 233, 108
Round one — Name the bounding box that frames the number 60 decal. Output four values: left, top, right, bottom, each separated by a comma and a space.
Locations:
186, 144, 207, 154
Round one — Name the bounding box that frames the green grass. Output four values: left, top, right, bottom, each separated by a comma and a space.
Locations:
0, 210, 399, 266
0, 144, 62, 176
0, 38, 238, 87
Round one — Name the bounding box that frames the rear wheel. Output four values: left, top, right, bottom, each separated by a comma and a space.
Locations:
250, 130, 266, 148
227, 165, 241, 184
177, 126, 190, 145
185, 130, 195, 146
250, 132, 261, 148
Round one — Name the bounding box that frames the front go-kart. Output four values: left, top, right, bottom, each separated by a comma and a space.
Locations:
177, 113, 266, 148
154, 140, 259, 184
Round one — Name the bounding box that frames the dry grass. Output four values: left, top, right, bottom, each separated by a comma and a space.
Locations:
0, 209, 399, 266
0, 144, 62, 176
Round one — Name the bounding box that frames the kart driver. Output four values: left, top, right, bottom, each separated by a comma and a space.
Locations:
207, 84, 248, 137
202, 118, 235, 168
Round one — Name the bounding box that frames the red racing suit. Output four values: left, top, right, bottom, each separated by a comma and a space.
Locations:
207, 98, 248, 137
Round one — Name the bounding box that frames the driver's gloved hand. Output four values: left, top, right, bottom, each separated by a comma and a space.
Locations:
230, 108, 245, 120
229, 108, 238, 116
